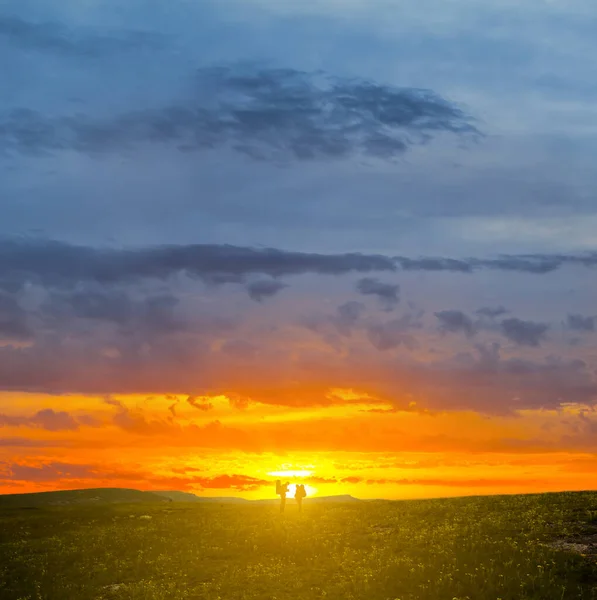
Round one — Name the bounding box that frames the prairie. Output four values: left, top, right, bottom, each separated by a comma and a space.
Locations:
2, 491, 597, 600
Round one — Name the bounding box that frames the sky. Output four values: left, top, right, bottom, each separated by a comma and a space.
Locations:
1, 0, 597, 500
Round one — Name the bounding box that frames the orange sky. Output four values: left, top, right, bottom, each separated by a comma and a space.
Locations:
2, 389, 597, 499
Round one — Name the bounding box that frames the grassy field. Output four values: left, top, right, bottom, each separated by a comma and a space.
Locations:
2, 492, 597, 600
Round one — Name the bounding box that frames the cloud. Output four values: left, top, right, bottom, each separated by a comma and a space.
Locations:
356, 277, 400, 310
436, 309, 553, 346
186, 396, 213, 411
0, 239, 397, 290
0, 312, 590, 416
104, 396, 185, 435
302, 301, 367, 345
0, 461, 97, 482
363, 477, 538, 488
397, 253, 597, 274
0, 408, 95, 431
0, 437, 59, 448
167, 397, 179, 418
471, 256, 564, 274
291, 343, 594, 417
334, 301, 365, 336
43, 289, 184, 333
367, 315, 418, 351
341, 476, 363, 484
500, 318, 548, 347
0, 15, 163, 57
412, 344, 596, 413
396, 257, 473, 273
194, 474, 268, 491
476, 306, 508, 318
44, 289, 134, 324
566, 314, 595, 332
307, 474, 537, 488
0, 458, 267, 490
246, 279, 288, 302
0, 65, 478, 161
435, 310, 476, 337
2, 240, 597, 295
228, 395, 250, 410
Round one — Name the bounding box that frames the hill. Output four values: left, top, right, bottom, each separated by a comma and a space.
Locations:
154, 491, 251, 503
0, 488, 170, 508
0, 487, 361, 508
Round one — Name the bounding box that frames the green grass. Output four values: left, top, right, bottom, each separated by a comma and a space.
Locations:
2, 491, 597, 599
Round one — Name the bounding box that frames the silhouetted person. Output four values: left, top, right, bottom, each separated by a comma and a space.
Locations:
276, 480, 290, 513
295, 483, 306, 512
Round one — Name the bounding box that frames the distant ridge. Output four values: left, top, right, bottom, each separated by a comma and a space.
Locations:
155, 491, 361, 504
0, 488, 170, 508
155, 491, 251, 503
0, 488, 361, 507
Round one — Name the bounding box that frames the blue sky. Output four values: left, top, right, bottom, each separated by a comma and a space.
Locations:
2, 0, 597, 255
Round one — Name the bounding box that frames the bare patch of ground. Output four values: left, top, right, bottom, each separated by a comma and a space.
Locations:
547, 534, 597, 558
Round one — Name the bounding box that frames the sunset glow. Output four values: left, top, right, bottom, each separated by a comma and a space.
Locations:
2, 0, 597, 503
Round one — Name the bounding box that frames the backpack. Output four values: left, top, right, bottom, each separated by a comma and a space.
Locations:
275, 480, 281, 495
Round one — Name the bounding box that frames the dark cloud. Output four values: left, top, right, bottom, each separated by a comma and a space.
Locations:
246, 279, 288, 302
0, 239, 397, 290
0, 408, 94, 431
476, 306, 508, 318
566, 314, 595, 332
396, 257, 473, 273
0, 65, 477, 161
356, 277, 400, 310
5, 240, 597, 299
2, 241, 597, 296
0, 15, 163, 57
435, 310, 476, 337
0, 291, 31, 340
500, 318, 549, 347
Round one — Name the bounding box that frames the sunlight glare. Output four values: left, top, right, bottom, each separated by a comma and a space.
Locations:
267, 470, 314, 478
